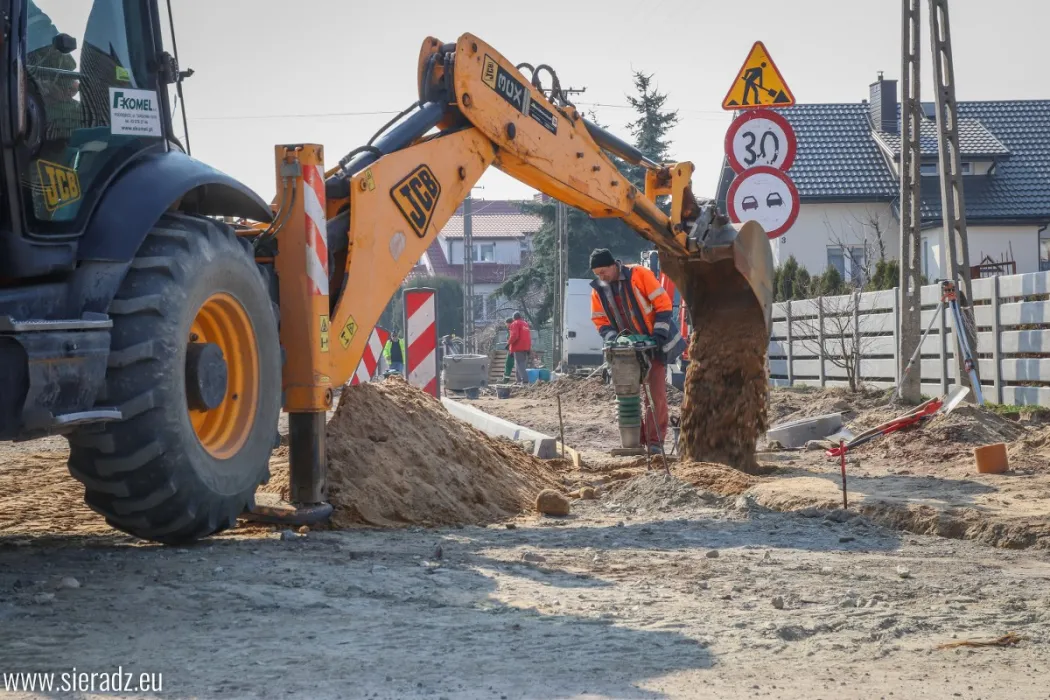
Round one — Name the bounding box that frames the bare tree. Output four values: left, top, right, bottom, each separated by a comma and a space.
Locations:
793, 292, 869, 392
823, 208, 891, 287
488, 265, 546, 325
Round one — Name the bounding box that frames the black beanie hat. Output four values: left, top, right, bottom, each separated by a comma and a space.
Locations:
589, 248, 615, 269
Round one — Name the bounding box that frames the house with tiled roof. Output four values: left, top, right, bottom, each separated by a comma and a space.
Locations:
409, 199, 542, 323
716, 75, 1050, 281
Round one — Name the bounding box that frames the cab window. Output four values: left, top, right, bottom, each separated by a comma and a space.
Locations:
21, 0, 163, 234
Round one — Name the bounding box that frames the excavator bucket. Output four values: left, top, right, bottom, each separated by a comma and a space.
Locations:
658, 216, 775, 474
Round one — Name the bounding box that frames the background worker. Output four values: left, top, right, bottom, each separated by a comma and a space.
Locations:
588, 248, 686, 454
508, 312, 532, 384
383, 330, 406, 375
503, 317, 515, 381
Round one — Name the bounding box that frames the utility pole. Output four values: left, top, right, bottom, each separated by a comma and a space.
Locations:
929, 0, 977, 388
545, 87, 584, 370
553, 200, 569, 370
462, 193, 474, 354
898, 0, 923, 403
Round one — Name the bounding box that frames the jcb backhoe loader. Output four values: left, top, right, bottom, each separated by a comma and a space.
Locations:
0, 0, 773, 542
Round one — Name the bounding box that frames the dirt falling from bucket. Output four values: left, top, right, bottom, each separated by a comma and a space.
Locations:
668, 257, 769, 474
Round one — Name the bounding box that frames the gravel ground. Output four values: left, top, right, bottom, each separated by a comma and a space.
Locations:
2, 387, 1050, 699
2, 479, 1050, 698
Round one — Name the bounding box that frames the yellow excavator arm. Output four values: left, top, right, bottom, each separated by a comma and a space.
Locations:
250, 31, 775, 517
307, 33, 773, 390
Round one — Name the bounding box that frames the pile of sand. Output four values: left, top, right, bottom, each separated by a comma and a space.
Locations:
265, 378, 562, 528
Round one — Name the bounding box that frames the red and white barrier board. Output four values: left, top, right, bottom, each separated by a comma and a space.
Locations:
349, 326, 390, 386
302, 164, 329, 297
404, 288, 438, 397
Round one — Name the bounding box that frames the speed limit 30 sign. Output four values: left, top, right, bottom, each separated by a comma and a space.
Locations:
724, 109, 796, 173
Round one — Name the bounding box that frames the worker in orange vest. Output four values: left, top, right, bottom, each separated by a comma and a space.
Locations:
589, 248, 686, 454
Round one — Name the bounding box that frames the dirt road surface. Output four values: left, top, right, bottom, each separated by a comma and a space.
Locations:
3, 381, 1050, 698
468, 381, 1050, 551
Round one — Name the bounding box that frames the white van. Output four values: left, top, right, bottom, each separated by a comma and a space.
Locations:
562, 278, 605, 369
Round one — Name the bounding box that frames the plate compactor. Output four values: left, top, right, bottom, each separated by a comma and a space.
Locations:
604, 335, 669, 471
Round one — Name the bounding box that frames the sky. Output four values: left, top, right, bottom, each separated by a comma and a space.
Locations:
41, 0, 1050, 205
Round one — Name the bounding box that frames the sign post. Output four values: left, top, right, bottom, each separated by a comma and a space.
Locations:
722, 41, 799, 241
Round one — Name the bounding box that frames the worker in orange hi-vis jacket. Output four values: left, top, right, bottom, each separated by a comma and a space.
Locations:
588, 248, 686, 454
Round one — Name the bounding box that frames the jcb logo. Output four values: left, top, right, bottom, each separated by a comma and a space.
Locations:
391, 165, 441, 238
36, 160, 81, 212
481, 56, 498, 90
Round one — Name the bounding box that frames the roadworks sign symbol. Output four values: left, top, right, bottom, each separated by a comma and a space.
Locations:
722, 41, 795, 110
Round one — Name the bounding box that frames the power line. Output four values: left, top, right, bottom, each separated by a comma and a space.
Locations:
188, 109, 403, 121
576, 101, 728, 116
185, 101, 730, 123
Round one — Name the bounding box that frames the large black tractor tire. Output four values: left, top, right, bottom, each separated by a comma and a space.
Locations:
67, 213, 282, 544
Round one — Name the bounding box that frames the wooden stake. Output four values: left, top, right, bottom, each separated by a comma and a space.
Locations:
556, 393, 565, 460
840, 439, 848, 509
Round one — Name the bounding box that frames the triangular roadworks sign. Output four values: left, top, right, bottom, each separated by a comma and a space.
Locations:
722, 41, 795, 110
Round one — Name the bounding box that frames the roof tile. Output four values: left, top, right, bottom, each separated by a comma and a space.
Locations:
439, 200, 543, 239
716, 99, 1050, 225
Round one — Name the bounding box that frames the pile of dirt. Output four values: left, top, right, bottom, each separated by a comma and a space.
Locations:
1008, 424, 1050, 471
676, 461, 760, 495
264, 378, 562, 528
516, 375, 613, 404
516, 374, 683, 407
596, 462, 758, 513
878, 405, 1029, 461
0, 453, 116, 538
768, 386, 890, 425
676, 259, 769, 473
605, 472, 715, 512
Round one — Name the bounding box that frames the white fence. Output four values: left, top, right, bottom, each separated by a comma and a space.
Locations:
768, 269, 1050, 406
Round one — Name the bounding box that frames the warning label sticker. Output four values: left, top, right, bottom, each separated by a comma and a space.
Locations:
319, 315, 330, 353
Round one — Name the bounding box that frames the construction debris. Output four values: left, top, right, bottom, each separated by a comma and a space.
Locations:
936, 632, 1026, 650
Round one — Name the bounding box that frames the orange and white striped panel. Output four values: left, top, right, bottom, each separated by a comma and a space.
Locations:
349, 326, 391, 386
302, 164, 329, 297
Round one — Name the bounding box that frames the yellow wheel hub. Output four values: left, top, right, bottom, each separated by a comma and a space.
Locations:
188, 293, 259, 459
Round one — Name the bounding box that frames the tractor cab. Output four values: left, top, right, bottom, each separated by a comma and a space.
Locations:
0, 1, 279, 545
4, 0, 178, 277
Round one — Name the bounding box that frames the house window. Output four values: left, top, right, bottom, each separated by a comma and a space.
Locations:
1040, 228, 1050, 272
827, 245, 866, 284
473, 294, 487, 321
472, 242, 495, 262
920, 161, 971, 176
